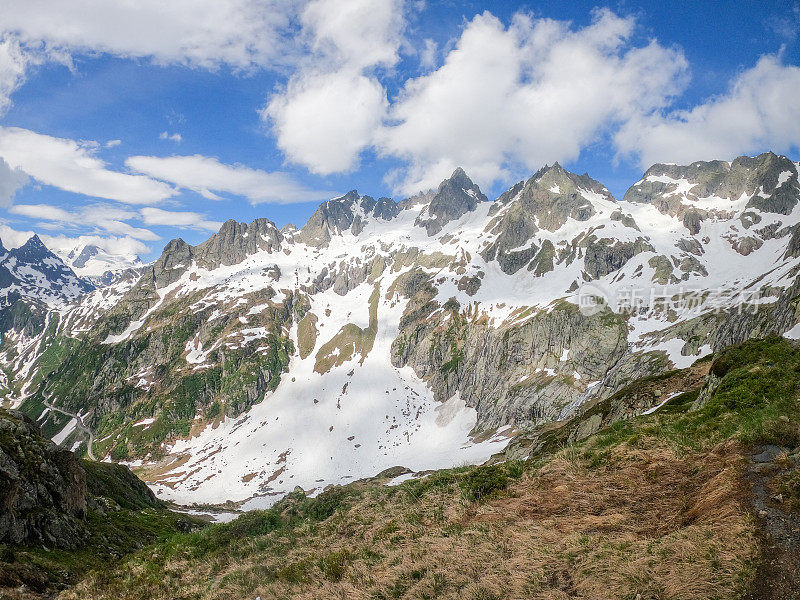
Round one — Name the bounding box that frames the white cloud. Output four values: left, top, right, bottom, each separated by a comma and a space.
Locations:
9, 202, 160, 241
0, 127, 176, 203
0, 36, 33, 113
377, 9, 689, 193
126, 154, 331, 204
105, 139, 121, 148
0, 156, 28, 206
615, 54, 800, 167
263, 0, 407, 174
159, 131, 182, 143
419, 38, 438, 70
140, 207, 222, 231
301, 0, 406, 70
54, 234, 149, 258
0, 223, 149, 262
0, 222, 35, 249
9, 203, 73, 222
265, 70, 388, 174
0, 0, 298, 70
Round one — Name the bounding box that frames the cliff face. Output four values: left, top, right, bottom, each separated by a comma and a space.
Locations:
0, 408, 161, 549
0, 408, 87, 548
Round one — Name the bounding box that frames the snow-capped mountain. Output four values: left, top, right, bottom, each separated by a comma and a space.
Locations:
0, 235, 93, 309
60, 242, 144, 284
0, 235, 94, 407
7, 151, 800, 508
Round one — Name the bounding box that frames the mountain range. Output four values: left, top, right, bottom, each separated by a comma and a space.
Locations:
2, 150, 799, 508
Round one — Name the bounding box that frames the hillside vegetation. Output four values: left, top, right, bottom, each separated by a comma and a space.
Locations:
0, 409, 200, 600
62, 336, 800, 600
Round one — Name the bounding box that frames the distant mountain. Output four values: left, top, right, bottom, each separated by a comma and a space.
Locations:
5, 152, 800, 510
0, 234, 93, 309
60, 242, 144, 284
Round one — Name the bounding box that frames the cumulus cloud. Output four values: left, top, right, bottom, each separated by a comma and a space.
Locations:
126, 154, 331, 204
301, 0, 406, 70
0, 0, 298, 70
0, 127, 176, 203
614, 54, 800, 167
265, 71, 388, 174
0, 36, 33, 113
418, 38, 438, 70
140, 207, 221, 231
9, 202, 160, 241
0, 222, 35, 249
263, 0, 407, 174
378, 9, 689, 193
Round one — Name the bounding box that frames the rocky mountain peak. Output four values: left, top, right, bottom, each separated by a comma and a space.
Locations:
298, 190, 400, 246
416, 167, 487, 236
14, 234, 49, 260
298, 191, 363, 247
624, 151, 799, 217
194, 218, 282, 270
489, 163, 614, 229
146, 218, 286, 289
480, 163, 624, 275
0, 235, 93, 308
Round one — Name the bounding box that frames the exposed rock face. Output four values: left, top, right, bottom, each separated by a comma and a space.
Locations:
0, 408, 87, 548
584, 238, 653, 280
415, 167, 487, 235
392, 295, 629, 428
194, 218, 283, 269
150, 238, 194, 287
298, 191, 400, 246
481, 163, 626, 274
503, 360, 711, 460
624, 152, 800, 218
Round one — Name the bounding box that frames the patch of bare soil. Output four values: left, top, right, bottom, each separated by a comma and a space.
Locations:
743, 445, 800, 600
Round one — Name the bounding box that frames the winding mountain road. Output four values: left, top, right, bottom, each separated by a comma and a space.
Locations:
43, 399, 97, 461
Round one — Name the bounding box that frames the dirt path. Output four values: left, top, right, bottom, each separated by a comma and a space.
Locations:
43, 399, 97, 461
744, 445, 800, 600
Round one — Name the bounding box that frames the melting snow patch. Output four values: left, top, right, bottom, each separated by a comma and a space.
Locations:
641, 392, 683, 415
784, 323, 800, 340
52, 418, 78, 445
386, 472, 430, 487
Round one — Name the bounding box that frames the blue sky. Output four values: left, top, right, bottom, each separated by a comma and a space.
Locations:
0, 0, 797, 263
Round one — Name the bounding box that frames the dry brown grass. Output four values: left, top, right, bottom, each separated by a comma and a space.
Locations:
63, 441, 757, 600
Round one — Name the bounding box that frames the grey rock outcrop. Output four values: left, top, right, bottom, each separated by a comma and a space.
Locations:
299, 191, 400, 246
584, 238, 653, 280
415, 167, 487, 236
392, 291, 629, 428
0, 408, 87, 548
481, 163, 622, 274
624, 151, 799, 217
195, 218, 283, 269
